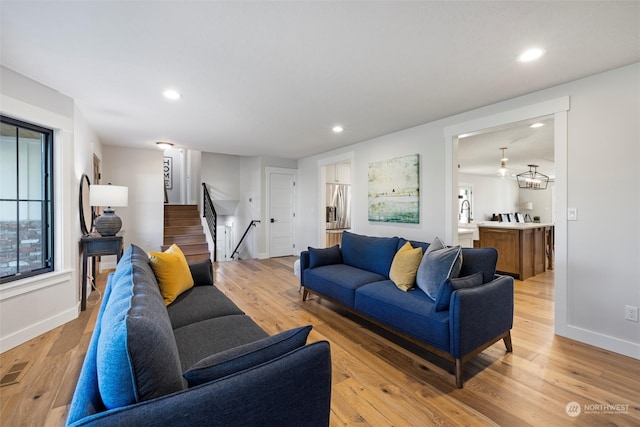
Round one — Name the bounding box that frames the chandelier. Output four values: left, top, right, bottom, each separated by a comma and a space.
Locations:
516, 164, 549, 190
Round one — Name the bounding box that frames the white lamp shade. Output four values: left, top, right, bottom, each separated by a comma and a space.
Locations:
90, 185, 128, 207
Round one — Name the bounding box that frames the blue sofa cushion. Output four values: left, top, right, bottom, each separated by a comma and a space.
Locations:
303, 264, 387, 308
96, 244, 186, 409
183, 325, 312, 386
416, 245, 463, 300
434, 272, 483, 312
354, 281, 450, 351
341, 231, 399, 278
397, 238, 431, 253
308, 245, 342, 268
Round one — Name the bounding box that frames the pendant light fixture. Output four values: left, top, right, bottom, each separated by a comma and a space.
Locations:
497, 147, 508, 177
516, 164, 549, 190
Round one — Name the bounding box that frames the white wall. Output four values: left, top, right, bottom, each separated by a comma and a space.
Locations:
296, 63, 640, 359
200, 153, 296, 259
163, 147, 183, 204
102, 146, 164, 255
0, 67, 82, 352
458, 174, 520, 222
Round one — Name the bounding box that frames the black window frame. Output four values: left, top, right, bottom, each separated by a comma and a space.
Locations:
0, 115, 55, 283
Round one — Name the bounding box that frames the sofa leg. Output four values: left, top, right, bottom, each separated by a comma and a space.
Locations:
455, 359, 463, 388
503, 331, 513, 352
302, 288, 309, 301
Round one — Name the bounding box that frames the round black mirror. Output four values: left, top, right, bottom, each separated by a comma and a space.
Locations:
79, 174, 92, 235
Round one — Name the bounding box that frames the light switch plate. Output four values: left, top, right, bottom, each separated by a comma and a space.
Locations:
568, 207, 578, 221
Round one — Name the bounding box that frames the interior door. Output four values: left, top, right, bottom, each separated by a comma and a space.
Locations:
268, 169, 296, 257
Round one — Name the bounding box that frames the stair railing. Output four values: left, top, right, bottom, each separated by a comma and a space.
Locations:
231, 220, 260, 260
202, 183, 217, 262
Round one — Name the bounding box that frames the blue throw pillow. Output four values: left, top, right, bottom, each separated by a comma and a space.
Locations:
308, 245, 342, 268
416, 245, 463, 300
434, 272, 483, 312
183, 325, 312, 387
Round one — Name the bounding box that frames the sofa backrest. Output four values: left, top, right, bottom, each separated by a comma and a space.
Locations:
341, 231, 399, 278
95, 244, 186, 410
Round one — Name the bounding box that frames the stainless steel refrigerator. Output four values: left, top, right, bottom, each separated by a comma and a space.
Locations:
326, 183, 351, 230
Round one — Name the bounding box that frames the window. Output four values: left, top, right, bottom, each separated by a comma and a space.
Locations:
0, 116, 54, 283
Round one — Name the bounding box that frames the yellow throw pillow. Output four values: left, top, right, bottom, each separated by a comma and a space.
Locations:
149, 244, 194, 305
389, 242, 423, 291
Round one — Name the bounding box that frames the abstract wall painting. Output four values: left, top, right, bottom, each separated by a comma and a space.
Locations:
368, 154, 419, 223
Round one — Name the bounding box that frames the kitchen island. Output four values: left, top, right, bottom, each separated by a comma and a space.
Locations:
478, 222, 554, 280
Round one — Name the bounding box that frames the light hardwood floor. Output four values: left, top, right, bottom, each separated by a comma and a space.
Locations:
1, 257, 639, 426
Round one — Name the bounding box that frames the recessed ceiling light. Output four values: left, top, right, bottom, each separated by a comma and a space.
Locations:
332, 125, 344, 133
518, 48, 546, 63
530, 122, 545, 128
162, 89, 182, 100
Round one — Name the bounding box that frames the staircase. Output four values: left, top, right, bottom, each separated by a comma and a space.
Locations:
162, 204, 211, 263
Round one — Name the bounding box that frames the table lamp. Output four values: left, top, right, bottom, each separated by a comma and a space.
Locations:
90, 184, 128, 236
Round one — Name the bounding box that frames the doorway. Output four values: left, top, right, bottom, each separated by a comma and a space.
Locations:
445, 96, 569, 336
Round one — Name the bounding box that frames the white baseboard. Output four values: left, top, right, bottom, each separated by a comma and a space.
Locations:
562, 325, 640, 360
0, 305, 78, 353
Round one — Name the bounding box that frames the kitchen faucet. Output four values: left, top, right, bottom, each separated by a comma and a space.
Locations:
460, 199, 472, 223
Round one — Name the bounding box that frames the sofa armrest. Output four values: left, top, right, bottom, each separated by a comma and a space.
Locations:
67, 341, 332, 427
449, 275, 514, 359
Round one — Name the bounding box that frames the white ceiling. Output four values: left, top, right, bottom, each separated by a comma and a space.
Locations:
1, 1, 638, 160
458, 117, 555, 178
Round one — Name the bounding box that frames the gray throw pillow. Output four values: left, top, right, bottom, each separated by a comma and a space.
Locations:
416, 245, 463, 300
434, 272, 483, 312
183, 325, 312, 387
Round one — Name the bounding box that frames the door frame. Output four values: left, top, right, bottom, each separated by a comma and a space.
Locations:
265, 167, 297, 258
444, 96, 570, 337
317, 152, 354, 247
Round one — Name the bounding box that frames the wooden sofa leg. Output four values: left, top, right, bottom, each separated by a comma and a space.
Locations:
455, 359, 464, 388
503, 331, 513, 352
302, 288, 309, 301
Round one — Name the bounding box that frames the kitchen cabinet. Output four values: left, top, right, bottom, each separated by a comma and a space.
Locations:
478, 223, 553, 280
326, 162, 351, 184
326, 230, 344, 247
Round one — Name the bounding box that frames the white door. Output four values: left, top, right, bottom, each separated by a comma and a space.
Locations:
216, 225, 232, 262
268, 169, 296, 257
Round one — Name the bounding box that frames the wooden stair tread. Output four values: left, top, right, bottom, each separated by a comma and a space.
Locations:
164, 218, 202, 227
164, 225, 204, 236
163, 204, 211, 262
161, 243, 209, 253
164, 235, 207, 245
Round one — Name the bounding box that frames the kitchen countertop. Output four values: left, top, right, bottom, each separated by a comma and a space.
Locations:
477, 222, 554, 229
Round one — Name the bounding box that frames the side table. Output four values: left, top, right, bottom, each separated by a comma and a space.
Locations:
79, 234, 123, 311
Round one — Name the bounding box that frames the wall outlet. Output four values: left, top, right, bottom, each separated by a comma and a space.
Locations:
625, 305, 639, 322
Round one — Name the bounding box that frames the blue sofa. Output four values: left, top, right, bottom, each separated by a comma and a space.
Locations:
67, 244, 332, 426
300, 231, 513, 388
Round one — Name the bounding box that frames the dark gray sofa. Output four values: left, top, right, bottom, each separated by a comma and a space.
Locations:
67, 244, 332, 426
300, 231, 513, 388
